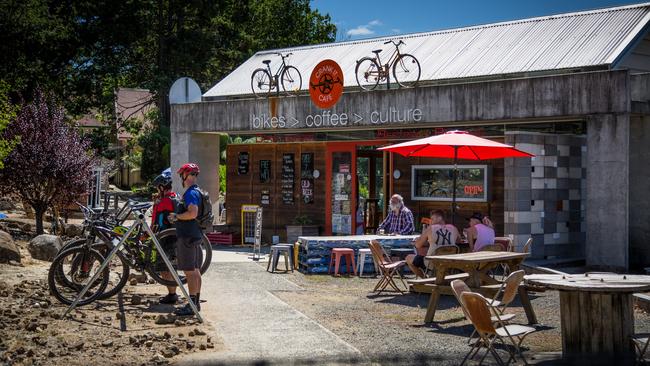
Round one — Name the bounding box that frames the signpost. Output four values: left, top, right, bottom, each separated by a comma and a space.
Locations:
253, 207, 263, 261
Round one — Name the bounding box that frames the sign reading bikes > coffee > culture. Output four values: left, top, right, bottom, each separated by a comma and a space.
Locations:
309, 59, 344, 109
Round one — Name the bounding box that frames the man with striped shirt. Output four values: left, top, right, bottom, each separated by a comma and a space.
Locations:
377, 194, 415, 235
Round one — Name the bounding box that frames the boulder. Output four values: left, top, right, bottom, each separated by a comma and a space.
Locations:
28, 235, 63, 261
63, 223, 83, 238
0, 198, 15, 211
0, 230, 20, 263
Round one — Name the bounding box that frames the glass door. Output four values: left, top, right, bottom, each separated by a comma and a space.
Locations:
325, 144, 356, 236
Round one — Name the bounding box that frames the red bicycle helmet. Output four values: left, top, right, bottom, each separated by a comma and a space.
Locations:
177, 163, 200, 177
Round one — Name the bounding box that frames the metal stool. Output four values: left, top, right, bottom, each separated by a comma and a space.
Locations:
328, 248, 357, 276
266, 244, 294, 273
357, 248, 378, 277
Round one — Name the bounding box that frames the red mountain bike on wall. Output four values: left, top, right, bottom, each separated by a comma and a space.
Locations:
355, 40, 421, 90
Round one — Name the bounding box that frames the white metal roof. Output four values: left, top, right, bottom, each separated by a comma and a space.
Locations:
204, 2, 650, 98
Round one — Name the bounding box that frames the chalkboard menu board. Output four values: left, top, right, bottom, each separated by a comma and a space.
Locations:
261, 189, 270, 205
238, 152, 249, 175
301, 153, 314, 204
259, 160, 271, 183
281, 153, 295, 204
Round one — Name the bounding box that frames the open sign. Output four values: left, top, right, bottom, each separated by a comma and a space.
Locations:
464, 185, 484, 196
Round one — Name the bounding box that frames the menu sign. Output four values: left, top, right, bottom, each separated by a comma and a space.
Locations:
238, 152, 249, 175
259, 160, 271, 183
261, 189, 270, 205
301, 153, 314, 204
281, 153, 295, 204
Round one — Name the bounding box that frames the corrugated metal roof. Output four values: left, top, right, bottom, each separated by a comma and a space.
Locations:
204, 2, 650, 98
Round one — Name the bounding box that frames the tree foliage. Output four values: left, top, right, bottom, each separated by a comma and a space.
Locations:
0, 91, 99, 234
0, 81, 19, 168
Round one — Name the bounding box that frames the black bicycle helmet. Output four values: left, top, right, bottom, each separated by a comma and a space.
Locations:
152, 174, 172, 188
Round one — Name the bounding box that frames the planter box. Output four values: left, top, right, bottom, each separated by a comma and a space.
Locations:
286, 225, 319, 244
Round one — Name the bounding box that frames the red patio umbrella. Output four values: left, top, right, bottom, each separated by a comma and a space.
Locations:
378, 130, 534, 224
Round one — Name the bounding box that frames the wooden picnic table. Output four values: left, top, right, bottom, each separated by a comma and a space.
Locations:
526, 273, 650, 362
422, 251, 536, 324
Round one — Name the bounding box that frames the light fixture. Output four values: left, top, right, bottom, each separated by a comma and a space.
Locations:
393, 169, 401, 179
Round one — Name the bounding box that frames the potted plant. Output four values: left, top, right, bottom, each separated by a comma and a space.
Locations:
286, 214, 319, 243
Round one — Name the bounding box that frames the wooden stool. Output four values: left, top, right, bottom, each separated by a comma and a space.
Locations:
328, 248, 357, 276
357, 248, 378, 277
266, 244, 294, 273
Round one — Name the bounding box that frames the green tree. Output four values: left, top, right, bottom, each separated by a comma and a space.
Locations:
0, 81, 19, 169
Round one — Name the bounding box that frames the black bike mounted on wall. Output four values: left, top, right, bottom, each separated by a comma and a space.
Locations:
355, 39, 421, 90
251, 52, 303, 97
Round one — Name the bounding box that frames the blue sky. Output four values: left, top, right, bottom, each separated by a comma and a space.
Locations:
311, 0, 641, 41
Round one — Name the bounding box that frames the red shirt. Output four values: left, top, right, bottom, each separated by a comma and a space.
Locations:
151, 192, 176, 229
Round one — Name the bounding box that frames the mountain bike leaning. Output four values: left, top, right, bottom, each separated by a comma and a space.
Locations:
251, 52, 303, 97
355, 39, 421, 90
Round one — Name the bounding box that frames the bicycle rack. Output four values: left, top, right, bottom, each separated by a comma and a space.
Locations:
62, 208, 203, 323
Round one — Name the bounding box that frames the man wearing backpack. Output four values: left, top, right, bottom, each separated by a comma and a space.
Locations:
167, 163, 204, 316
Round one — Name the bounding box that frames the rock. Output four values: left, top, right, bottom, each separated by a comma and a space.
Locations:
128, 273, 148, 284
174, 319, 184, 327
116, 312, 123, 320
0, 230, 20, 264
188, 330, 194, 337
62, 223, 83, 238
144, 340, 153, 347
25, 349, 34, 357
27, 235, 62, 261
206, 343, 214, 349
185, 341, 195, 350
130, 295, 142, 305
101, 340, 113, 347
0, 197, 15, 211
129, 278, 138, 286
25, 323, 38, 332
199, 344, 206, 351
128, 336, 138, 345
155, 314, 176, 325
151, 353, 168, 364
163, 331, 171, 339
47, 350, 55, 357
193, 328, 206, 336
69, 341, 84, 351
161, 349, 175, 358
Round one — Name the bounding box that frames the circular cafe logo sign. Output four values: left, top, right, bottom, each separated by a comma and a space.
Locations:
309, 59, 344, 109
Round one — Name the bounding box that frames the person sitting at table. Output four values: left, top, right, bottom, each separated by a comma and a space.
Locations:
376, 194, 415, 235
466, 212, 495, 252
406, 209, 460, 278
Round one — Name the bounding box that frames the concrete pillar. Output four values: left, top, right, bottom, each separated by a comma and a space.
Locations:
629, 115, 650, 269
170, 131, 220, 208
585, 114, 629, 270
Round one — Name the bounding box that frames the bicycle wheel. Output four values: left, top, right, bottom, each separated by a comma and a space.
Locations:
280, 66, 302, 96
251, 68, 272, 97
146, 229, 212, 286
57, 238, 131, 300
48, 246, 109, 306
355, 57, 381, 91
393, 53, 421, 88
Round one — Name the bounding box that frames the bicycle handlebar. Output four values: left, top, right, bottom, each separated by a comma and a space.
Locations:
384, 40, 405, 46
276, 52, 293, 58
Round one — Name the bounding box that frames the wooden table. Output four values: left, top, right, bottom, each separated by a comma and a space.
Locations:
422, 251, 536, 323
526, 273, 650, 363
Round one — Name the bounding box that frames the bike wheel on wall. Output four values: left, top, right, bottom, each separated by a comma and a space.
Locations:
251, 69, 272, 97
393, 54, 421, 88
355, 57, 381, 91
281, 66, 302, 96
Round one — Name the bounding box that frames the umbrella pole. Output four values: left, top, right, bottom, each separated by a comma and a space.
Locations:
452, 146, 458, 226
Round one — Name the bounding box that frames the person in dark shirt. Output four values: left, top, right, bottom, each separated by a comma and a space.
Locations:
167, 163, 204, 316
377, 194, 415, 235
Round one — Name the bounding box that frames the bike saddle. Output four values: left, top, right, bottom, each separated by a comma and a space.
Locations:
128, 200, 152, 211
262, 60, 271, 64
372, 49, 382, 54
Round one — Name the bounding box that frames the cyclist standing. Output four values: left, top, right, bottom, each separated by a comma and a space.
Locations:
152, 172, 182, 305
168, 163, 204, 316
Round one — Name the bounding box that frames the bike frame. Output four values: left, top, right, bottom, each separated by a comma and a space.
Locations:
63, 205, 203, 322
265, 54, 290, 85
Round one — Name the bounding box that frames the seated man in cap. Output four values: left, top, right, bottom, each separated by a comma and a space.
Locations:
466, 212, 495, 252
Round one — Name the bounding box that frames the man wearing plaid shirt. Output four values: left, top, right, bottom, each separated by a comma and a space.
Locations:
377, 194, 415, 235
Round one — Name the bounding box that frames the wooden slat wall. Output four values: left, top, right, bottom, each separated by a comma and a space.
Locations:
226, 143, 327, 242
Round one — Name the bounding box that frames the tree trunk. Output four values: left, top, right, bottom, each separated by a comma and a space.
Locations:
34, 205, 45, 235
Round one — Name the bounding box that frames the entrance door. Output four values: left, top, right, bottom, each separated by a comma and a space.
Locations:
356, 149, 385, 234
325, 143, 357, 236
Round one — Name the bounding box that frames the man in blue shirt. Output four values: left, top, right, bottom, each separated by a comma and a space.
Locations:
167, 163, 204, 316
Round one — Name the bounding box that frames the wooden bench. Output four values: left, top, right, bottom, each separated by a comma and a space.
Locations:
408, 273, 469, 293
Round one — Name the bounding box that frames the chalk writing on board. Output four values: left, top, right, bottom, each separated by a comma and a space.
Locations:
281, 153, 295, 204
259, 160, 271, 183
301, 153, 314, 204
238, 152, 249, 175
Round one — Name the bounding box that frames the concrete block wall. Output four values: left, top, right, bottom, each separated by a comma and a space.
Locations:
504, 132, 586, 259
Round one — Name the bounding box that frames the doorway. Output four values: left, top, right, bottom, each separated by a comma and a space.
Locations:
357, 148, 385, 234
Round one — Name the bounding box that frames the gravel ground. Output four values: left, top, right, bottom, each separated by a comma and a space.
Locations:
268, 268, 650, 365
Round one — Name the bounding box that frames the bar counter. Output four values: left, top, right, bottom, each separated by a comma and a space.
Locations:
297, 234, 418, 274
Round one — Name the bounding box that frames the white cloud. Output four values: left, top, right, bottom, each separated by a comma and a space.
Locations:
391, 28, 401, 33
347, 19, 383, 37
347, 26, 374, 36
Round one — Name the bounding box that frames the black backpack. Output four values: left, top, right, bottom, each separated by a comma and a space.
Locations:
195, 188, 214, 231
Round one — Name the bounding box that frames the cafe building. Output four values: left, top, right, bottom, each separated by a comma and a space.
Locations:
171, 3, 650, 270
